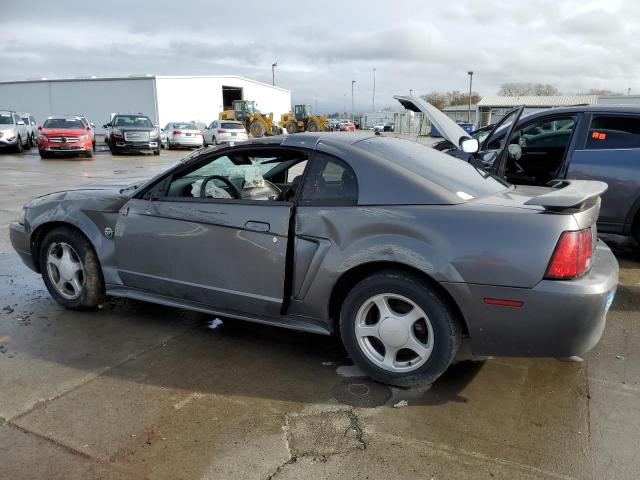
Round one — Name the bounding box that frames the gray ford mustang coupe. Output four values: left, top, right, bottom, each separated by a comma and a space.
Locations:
10, 127, 618, 386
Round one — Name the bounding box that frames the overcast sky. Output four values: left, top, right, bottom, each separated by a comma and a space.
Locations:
1, 0, 638, 113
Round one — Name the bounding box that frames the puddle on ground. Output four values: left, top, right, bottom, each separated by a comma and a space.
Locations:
331, 378, 392, 408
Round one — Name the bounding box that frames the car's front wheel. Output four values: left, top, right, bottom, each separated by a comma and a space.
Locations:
340, 270, 461, 387
39, 227, 106, 310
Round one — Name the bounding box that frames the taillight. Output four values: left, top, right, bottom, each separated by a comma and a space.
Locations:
173, 130, 182, 135
545, 229, 592, 279
217, 129, 226, 134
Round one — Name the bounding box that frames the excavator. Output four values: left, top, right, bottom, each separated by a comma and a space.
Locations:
280, 104, 328, 134
219, 100, 276, 138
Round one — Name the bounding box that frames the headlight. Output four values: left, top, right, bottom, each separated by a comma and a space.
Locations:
40, 135, 49, 141
150, 129, 159, 138
79, 134, 89, 141
112, 129, 123, 137
4, 128, 16, 139
18, 207, 26, 226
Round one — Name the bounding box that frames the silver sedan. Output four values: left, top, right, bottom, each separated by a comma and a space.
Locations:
162, 122, 204, 149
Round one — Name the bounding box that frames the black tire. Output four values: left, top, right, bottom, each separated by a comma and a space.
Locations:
153, 148, 160, 156
39, 149, 50, 159
307, 120, 320, 133
84, 149, 94, 158
285, 121, 298, 134
15, 136, 23, 153
92, 139, 96, 150
249, 121, 266, 138
39, 227, 106, 310
26, 135, 33, 149
339, 270, 461, 387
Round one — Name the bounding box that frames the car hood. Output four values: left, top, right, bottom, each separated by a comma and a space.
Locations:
0, 124, 17, 131
26, 177, 147, 211
393, 95, 471, 147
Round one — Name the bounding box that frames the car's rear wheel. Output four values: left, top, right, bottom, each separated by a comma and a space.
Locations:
340, 270, 461, 387
15, 136, 23, 153
39, 227, 106, 310
26, 135, 33, 149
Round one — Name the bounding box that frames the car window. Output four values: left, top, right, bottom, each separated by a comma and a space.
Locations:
299, 153, 357, 204
43, 118, 86, 129
113, 115, 153, 127
173, 123, 198, 130
220, 122, 245, 130
510, 117, 575, 148
165, 149, 309, 202
0, 113, 13, 125
586, 115, 640, 150
21, 117, 29, 124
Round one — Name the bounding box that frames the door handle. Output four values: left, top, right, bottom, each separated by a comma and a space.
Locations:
245, 221, 270, 232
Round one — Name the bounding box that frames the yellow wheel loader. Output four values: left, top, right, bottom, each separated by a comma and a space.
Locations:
281, 104, 328, 134
219, 100, 276, 138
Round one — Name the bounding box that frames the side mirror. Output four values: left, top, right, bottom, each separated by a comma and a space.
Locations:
90, 123, 95, 127
107, 122, 112, 127
37, 125, 42, 131
17, 120, 25, 125
460, 137, 479, 154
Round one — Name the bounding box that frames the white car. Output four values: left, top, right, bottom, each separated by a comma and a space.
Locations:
0, 110, 31, 152
203, 120, 249, 146
162, 122, 203, 149
17, 112, 38, 145
373, 124, 385, 133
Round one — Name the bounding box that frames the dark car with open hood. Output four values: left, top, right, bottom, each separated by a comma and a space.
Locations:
396, 95, 640, 249
10, 132, 618, 387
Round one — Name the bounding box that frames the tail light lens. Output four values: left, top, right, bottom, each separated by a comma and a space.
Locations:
173, 130, 182, 135
545, 229, 593, 279
217, 129, 226, 134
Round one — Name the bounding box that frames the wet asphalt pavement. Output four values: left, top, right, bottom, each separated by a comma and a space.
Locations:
0, 142, 639, 479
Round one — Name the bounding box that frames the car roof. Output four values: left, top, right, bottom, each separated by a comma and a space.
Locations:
521, 105, 640, 117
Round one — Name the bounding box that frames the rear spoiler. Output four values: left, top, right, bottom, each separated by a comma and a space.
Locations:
524, 180, 608, 210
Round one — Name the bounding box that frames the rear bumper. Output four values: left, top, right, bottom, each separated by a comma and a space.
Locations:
443, 240, 619, 357
9, 222, 37, 272
170, 136, 203, 146
216, 135, 249, 143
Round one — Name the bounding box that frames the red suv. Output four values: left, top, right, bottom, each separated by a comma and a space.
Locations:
37, 116, 94, 159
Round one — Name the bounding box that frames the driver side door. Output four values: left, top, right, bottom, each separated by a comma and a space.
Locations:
114, 148, 300, 317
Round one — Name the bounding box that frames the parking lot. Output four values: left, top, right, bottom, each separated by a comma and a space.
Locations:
1, 143, 639, 480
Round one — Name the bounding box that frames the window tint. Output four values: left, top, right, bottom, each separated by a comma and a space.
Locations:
300, 153, 357, 204
43, 118, 86, 129
586, 116, 640, 150
356, 137, 508, 199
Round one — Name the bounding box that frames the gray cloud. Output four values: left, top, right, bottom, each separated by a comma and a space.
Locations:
0, 0, 638, 112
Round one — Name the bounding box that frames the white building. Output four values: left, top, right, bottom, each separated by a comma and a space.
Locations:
0, 75, 291, 133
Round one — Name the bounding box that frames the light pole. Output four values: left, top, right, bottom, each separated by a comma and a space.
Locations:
272, 62, 278, 86
343, 94, 346, 115
409, 89, 413, 96
467, 70, 474, 123
372, 68, 376, 111
351, 80, 356, 122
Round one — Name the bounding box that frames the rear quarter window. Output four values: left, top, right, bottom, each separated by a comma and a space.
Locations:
587, 115, 640, 150
355, 137, 509, 200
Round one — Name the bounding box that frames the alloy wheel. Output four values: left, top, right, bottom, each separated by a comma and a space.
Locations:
46, 241, 85, 300
354, 293, 434, 373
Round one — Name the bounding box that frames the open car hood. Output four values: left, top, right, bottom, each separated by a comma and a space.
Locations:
393, 95, 470, 147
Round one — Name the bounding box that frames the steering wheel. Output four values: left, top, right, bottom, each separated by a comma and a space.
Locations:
200, 175, 241, 199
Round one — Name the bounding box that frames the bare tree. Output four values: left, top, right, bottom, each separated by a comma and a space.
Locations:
581, 88, 624, 96
498, 82, 532, 96
498, 82, 560, 96
420, 91, 482, 110
531, 83, 559, 96
421, 92, 448, 111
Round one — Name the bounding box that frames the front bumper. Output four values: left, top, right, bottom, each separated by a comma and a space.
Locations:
444, 240, 619, 357
10, 222, 37, 272
112, 141, 159, 152
0, 136, 19, 147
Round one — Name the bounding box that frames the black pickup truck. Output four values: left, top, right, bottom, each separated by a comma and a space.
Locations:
104, 113, 160, 155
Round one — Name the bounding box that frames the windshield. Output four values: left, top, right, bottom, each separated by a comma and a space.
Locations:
21, 117, 29, 124
221, 122, 245, 129
172, 123, 198, 130
0, 114, 14, 125
113, 115, 153, 128
356, 137, 510, 199
43, 118, 86, 129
